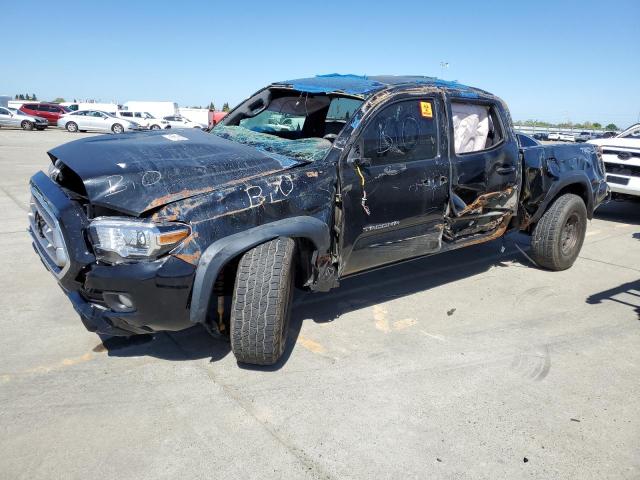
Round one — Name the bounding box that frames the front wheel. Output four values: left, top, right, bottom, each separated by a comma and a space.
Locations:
111, 123, 124, 134
65, 121, 78, 132
530, 193, 587, 271
21, 120, 34, 131
150, 124, 161, 130
230, 237, 296, 365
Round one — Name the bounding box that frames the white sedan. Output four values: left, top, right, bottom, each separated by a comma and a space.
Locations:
0, 107, 49, 130
162, 115, 205, 129
558, 133, 575, 142
57, 110, 142, 134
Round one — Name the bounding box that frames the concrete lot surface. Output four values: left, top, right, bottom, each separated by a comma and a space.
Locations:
1, 129, 639, 479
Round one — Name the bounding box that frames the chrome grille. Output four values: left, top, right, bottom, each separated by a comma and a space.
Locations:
28, 187, 69, 277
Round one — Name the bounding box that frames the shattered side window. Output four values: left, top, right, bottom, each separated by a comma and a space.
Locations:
212, 125, 332, 162
362, 99, 438, 164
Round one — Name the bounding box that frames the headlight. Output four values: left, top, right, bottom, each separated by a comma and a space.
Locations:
88, 217, 190, 264
48, 161, 61, 181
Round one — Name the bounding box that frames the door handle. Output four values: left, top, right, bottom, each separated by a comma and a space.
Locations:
496, 165, 516, 175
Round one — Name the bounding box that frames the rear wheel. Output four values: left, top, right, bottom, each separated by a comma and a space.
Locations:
530, 193, 587, 271
65, 121, 78, 132
111, 123, 124, 134
21, 120, 34, 131
230, 237, 296, 365
150, 124, 161, 130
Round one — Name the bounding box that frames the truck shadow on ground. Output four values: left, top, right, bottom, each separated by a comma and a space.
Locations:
102, 233, 533, 368
593, 199, 640, 225
586, 279, 640, 320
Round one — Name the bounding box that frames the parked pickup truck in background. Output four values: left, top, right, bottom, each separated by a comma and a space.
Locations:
589, 123, 640, 199
28, 74, 609, 365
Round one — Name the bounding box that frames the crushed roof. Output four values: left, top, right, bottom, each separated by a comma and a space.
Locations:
273, 73, 481, 97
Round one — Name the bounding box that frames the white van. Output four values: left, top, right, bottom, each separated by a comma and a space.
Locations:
64, 102, 118, 115
122, 101, 179, 120
116, 111, 170, 130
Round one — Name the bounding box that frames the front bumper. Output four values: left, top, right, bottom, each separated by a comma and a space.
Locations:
29, 171, 196, 336
605, 174, 640, 197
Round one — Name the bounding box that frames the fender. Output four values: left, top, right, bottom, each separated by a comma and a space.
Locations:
189, 216, 330, 325
529, 172, 594, 224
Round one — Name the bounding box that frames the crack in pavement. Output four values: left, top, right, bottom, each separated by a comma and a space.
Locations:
0, 185, 29, 212
163, 332, 336, 480
579, 255, 640, 273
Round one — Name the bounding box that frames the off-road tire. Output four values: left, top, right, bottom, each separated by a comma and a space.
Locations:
530, 193, 587, 271
230, 237, 296, 365
111, 123, 124, 134
66, 121, 78, 132
21, 120, 34, 131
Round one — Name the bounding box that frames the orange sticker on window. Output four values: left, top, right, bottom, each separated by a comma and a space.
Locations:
420, 101, 433, 118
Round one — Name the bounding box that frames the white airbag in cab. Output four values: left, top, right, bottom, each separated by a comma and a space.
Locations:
451, 103, 489, 154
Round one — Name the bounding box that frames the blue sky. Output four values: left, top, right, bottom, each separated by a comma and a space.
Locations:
2, 0, 639, 127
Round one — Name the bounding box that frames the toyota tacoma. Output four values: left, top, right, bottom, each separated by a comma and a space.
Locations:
29, 74, 609, 365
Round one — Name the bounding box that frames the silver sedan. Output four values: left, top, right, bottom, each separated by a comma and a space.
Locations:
0, 107, 48, 130
57, 110, 142, 134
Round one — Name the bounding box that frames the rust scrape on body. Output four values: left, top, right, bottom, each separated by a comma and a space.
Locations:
145, 187, 215, 211
458, 215, 511, 248
171, 232, 201, 265
459, 187, 514, 215
174, 251, 201, 264
144, 169, 285, 213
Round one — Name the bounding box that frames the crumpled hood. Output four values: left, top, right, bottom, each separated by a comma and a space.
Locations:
48, 129, 302, 216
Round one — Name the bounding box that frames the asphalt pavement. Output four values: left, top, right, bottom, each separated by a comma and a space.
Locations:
1, 128, 638, 479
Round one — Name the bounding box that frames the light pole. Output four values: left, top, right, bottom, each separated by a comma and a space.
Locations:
439, 61, 449, 78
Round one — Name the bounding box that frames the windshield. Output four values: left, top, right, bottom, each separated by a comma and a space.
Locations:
619, 126, 640, 139
213, 125, 332, 162
213, 89, 364, 162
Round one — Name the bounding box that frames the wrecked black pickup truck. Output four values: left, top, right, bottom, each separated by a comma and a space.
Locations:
29, 74, 608, 365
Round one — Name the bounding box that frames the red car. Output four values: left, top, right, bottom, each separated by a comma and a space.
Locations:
208, 110, 227, 129
20, 103, 70, 126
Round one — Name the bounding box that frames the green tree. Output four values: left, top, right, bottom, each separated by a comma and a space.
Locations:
32, 93, 37, 101
14, 94, 18, 100
605, 123, 618, 131
52, 97, 65, 103
222, 102, 230, 112
25, 93, 30, 100
209, 101, 215, 110
592, 122, 602, 129
18, 94, 24, 100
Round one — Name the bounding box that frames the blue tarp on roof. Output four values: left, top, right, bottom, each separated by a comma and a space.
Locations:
274, 74, 479, 97
277, 74, 386, 95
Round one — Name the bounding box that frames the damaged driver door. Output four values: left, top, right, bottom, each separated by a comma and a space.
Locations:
338, 97, 450, 275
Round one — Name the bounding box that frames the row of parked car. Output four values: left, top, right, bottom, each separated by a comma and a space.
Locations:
0, 102, 207, 133
531, 131, 617, 143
